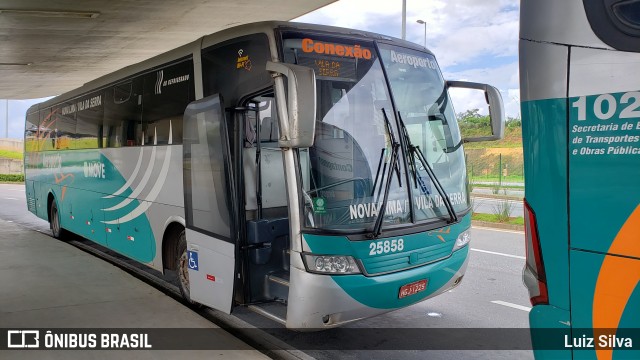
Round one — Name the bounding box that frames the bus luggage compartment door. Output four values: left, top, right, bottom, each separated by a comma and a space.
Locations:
182, 95, 236, 313
185, 229, 235, 313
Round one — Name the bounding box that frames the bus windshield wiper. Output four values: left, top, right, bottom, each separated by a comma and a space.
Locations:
372, 109, 402, 197
370, 108, 401, 238
398, 112, 458, 224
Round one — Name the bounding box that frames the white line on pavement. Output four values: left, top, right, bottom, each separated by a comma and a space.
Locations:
471, 248, 526, 260
472, 226, 524, 234
491, 300, 531, 312
4, 197, 18, 200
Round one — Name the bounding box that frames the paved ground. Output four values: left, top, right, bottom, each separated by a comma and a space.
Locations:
231, 225, 533, 360
0, 184, 269, 359
473, 188, 524, 198
0, 183, 533, 359
472, 196, 524, 217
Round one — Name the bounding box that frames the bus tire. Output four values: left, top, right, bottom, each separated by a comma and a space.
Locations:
176, 230, 199, 307
49, 200, 68, 240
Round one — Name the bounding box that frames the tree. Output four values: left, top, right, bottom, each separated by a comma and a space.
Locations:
457, 108, 490, 128
506, 116, 522, 128
457, 108, 482, 123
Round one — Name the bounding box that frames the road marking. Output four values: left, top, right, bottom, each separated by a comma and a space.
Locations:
4, 197, 18, 200
471, 248, 526, 260
472, 226, 524, 234
491, 300, 531, 312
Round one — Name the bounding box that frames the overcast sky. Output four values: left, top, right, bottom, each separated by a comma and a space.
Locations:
1, 0, 519, 139
295, 0, 520, 119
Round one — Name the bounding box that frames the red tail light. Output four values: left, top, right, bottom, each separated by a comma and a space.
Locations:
523, 199, 548, 305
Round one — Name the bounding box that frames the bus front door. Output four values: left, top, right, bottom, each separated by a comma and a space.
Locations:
182, 95, 237, 313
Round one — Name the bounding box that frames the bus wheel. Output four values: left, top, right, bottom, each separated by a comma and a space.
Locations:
176, 230, 198, 306
49, 201, 67, 240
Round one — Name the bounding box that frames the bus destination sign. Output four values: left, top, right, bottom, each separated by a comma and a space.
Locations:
298, 55, 357, 82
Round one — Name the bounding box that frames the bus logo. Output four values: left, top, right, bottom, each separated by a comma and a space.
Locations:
155, 70, 163, 95
236, 49, 252, 71
301, 38, 372, 60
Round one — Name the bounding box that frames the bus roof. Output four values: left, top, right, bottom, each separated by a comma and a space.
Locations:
27, 21, 431, 115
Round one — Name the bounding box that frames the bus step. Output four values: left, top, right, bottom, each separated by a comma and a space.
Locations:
247, 302, 287, 325
266, 272, 289, 301
267, 272, 290, 287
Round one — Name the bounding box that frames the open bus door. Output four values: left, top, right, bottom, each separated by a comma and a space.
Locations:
182, 94, 237, 313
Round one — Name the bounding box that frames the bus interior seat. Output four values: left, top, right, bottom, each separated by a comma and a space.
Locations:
260, 117, 277, 142
243, 113, 287, 217
246, 217, 289, 267
146, 118, 182, 145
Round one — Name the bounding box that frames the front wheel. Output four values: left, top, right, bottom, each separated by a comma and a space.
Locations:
49, 201, 68, 240
176, 230, 199, 306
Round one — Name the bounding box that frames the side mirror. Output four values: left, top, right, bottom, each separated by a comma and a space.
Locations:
266, 61, 317, 148
447, 80, 505, 142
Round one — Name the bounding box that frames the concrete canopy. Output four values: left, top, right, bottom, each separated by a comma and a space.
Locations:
0, 0, 335, 99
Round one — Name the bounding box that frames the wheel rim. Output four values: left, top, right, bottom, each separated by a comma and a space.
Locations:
178, 249, 191, 298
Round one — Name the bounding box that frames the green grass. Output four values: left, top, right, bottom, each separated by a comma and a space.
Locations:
462, 126, 523, 149
0, 149, 22, 160
472, 212, 524, 226
0, 174, 24, 182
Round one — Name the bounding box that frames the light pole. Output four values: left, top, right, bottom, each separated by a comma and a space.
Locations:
417, 19, 426, 47
402, 0, 407, 40
4, 99, 8, 139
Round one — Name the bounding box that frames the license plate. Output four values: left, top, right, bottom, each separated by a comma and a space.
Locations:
398, 279, 427, 298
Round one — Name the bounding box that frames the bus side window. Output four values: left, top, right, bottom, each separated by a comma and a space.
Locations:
141, 60, 194, 146
76, 90, 104, 149
25, 112, 39, 153
46, 104, 76, 151
104, 79, 142, 147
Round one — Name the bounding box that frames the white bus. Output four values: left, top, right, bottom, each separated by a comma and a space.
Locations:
25, 21, 504, 329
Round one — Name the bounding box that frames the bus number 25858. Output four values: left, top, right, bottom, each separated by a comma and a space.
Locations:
369, 239, 404, 256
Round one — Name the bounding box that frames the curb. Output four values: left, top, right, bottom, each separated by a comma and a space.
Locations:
472, 220, 524, 232
66, 238, 314, 360
471, 194, 522, 201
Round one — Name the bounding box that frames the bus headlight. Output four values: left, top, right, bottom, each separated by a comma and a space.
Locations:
453, 231, 470, 251
303, 254, 361, 274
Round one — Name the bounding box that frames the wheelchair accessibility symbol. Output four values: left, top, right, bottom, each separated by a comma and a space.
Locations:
187, 250, 199, 271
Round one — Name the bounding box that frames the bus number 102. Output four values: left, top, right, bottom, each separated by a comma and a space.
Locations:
369, 239, 404, 256
572, 92, 640, 121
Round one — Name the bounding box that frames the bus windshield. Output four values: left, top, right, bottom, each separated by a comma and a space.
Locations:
378, 44, 469, 222
282, 34, 469, 232
282, 34, 410, 231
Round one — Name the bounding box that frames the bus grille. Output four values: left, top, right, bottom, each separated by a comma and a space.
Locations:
27, 196, 36, 212
360, 241, 454, 275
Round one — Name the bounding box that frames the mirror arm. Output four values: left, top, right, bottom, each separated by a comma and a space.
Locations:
267, 61, 317, 148
271, 72, 291, 145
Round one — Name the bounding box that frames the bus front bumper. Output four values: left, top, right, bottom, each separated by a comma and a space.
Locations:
285, 245, 469, 330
